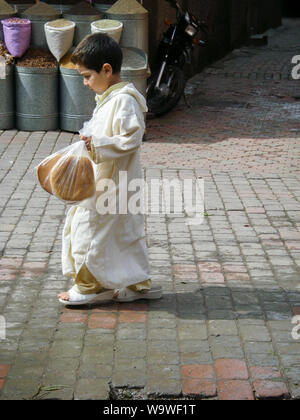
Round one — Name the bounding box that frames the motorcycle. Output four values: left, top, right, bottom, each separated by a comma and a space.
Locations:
146, 0, 208, 117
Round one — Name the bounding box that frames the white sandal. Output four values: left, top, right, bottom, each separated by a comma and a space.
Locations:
113, 285, 162, 303
59, 287, 114, 306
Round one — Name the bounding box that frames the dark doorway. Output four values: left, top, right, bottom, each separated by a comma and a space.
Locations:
282, 0, 300, 17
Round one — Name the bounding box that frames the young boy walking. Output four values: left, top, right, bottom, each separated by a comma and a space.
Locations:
58, 33, 162, 306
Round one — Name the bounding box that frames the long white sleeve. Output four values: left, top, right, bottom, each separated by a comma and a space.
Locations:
91, 94, 145, 163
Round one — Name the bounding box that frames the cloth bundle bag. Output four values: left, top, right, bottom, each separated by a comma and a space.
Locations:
2, 18, 31, 57
44, 20, 75, 62
36, 140, 96, 204
90, 19, 123, 44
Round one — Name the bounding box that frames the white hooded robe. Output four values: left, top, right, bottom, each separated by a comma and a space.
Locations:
61, 82, 151, 290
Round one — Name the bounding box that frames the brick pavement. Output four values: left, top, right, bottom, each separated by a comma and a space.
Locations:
0, 19, 300, 400
142, 19, 300, 174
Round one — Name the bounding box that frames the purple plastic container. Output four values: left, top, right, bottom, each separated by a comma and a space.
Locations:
2, 18, 31, 58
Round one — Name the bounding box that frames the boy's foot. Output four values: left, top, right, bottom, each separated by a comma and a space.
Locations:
58, 287, 114, 306
113, 285, 162, 302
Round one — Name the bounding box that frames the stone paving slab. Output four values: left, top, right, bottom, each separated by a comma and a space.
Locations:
1, 19, 300, 400
0, 159, 300, 399
141, 19, 300, 174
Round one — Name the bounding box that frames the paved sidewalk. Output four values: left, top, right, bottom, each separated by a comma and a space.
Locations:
142, 19, 300, 174
0, 19, 300, 400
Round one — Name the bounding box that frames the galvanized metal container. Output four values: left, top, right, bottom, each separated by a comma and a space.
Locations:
121, 47, 148, 98
0, 13, 17, 42
106, 8, 148, 53
63, 12, 102, 46
20, 11, 61, 48
15, 65, 59, 131
59, 66, 95, 132
91, 19, 123, 44
0, 64, 14, 129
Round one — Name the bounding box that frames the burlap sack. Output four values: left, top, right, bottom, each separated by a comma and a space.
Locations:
44, 19, 75, 62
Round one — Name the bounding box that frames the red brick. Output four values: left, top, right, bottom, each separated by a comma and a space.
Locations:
21, 262, 46, 278
119, 312, 146, 323
250, 367, 282, 380
0, 258, 22, 269
173, 264, 197, 273
20, 262, 47, 278
214, 359, 249, 380
22, 261, 47, 271
181, 364, 214, 379
91, 302, 119, 313
292, 307, 300, 316
60, 313, 88, 323
255, 189, 274, 195
225, 272, 250, 281
0, 269, 17, 280
119, 302, 148, 312
12, 135, 28, 144
246, 207, 265, 214
197, 262, 222, 273
223, 264, 247, 273
217, 380, 254, 400
88, 313, 117, 329
0, 379, 4, 391
182, 379, 217, 398
253, 380, 289, 399
62, 307, 87, 314
200, 272, 225, 284
286, 241, 300, 250
174, 272, 198, 280
278, 230, 300, 241
261, 240, 283, 247
0, 137, 11, 144
0, 364, 10, 378
259, 234, 280, 241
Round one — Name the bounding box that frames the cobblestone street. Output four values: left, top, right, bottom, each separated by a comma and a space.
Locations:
0, 19, 300, 400
142, 19, 300, 174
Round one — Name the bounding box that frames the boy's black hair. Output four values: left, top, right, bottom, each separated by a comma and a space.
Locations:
71, 33, 123, 74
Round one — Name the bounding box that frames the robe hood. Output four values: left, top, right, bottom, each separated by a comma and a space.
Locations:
95, 82, 148, 113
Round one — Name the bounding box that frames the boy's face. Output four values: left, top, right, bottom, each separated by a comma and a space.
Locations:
77, 63, 113, 94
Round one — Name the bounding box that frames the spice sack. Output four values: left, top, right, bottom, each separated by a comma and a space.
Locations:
2, 18, 31, 57
44, 19, 75, 62
36, 141, 96, 203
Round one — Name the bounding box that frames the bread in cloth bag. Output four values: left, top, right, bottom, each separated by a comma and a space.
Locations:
36, 153, 63, 194
50, 154, 95, 201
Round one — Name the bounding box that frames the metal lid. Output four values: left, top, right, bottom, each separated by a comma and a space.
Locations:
59, 66, 78, 74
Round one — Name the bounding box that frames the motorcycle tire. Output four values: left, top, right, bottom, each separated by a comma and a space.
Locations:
146, 65, 185, 116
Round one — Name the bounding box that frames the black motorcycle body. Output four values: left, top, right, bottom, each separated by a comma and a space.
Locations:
157, 22, 194, 67
147, 0, 207, 116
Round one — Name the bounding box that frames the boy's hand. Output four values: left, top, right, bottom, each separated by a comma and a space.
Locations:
80, 135, 92, 151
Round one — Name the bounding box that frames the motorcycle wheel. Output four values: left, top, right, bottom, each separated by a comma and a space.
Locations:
146, 65, 185, 116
